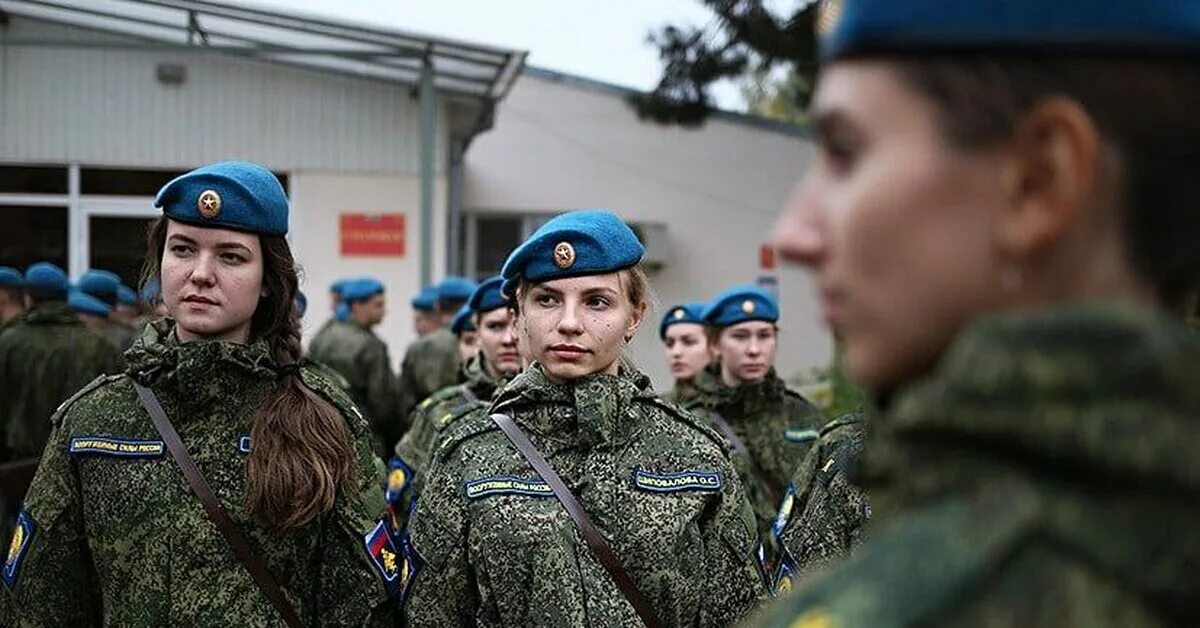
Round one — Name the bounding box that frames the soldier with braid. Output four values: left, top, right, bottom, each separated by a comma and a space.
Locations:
1, 162, 399, 626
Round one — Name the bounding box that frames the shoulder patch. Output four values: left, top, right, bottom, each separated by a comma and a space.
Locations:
362, 519, 405, 601
784, 427, 820, 443
386, 456, 415, 504
772, 484, 796, 538
3, 510, 36, 589
68, 436, 165, 458
52, 373, 124, 426
464, 476, 554, 499
633, 469, 722, 493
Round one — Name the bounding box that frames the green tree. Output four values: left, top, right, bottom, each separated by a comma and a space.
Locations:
740, 65, 811, 124
632, 0, 822, 126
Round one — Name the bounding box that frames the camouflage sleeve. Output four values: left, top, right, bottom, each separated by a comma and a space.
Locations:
1, 419, 100, 625
403, 449, 476, 627
701, 456, 771, 626
396, 348, 419, 419
317, 415, 400, 626
359, 341, 402, 452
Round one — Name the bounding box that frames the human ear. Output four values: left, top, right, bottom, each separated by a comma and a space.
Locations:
993, 98, 1100, 261
625, 300, 647, 340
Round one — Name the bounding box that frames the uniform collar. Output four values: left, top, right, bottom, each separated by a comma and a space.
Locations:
696, 362, 786, 418
125, 318, 280, 408
492, 362, 653, 448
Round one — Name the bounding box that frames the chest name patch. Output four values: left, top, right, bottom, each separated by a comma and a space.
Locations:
783, 428, 819, 444
69, 436, 165, 458
633, 469, 722, 493
3, 510, 35, 589
464, 476, 553, 499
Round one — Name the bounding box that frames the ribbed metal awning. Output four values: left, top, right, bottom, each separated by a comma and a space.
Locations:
0, 0, 527, 101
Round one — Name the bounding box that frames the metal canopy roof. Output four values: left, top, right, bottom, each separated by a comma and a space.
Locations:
0, 0, 528, 101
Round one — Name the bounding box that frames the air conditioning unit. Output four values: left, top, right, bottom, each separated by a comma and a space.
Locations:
629, 222, 671, 271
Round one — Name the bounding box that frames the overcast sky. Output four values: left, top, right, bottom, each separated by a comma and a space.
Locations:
234, 0, 748, 110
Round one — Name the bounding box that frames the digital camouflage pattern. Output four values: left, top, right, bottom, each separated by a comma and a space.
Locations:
0, 302, 123, 459
0, 320, 399, 626
391, 352, 510, 519
662, 378, 703, 407
397, 327, 460, 417
684, 365, 824, 548
305, 317, 401, 455
769, 411, 868, 594
404, 363, 768, 627
753, 303, 1200, 627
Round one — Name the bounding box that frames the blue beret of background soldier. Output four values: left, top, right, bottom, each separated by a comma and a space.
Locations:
304, 276, 403, 459
401, 209, 768, 627
676, 285, 823, 564
388, 275, 523, 534
77, 269, 139, 352
395, 276, 478, 421
0, 161, 400, 625
659, 301, 713, 406
757, 1, 1200, 626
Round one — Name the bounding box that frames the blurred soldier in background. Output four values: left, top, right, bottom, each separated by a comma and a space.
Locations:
397, 276, 476, 416
757, 0, 1200, 625
410, 286, 440, 338
659, 301, 712, 405
0, 268, 24, 336
78, 269, 137, 351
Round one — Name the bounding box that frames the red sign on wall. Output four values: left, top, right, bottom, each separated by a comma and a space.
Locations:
760, 244, 776, 270
340, 213, 406, 257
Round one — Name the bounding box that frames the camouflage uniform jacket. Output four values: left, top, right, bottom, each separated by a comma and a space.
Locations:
0, 320, 399, 626
397, 327, 460, 418
306, 318, 401, 455
684, 365, 824, 545
663, 378, 702, 407
754, 303, 1200, 627
388, 352, 508, 527
0, 303, 123, 459
768, 412, 868, 594
403, 364, 768, 627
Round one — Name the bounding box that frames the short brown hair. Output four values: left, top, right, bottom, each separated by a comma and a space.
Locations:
892, 54, 1200, 308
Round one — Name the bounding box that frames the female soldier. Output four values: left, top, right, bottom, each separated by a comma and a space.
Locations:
402, 210, 766, 627
685, 285, 823, 547
760, 1, 1200, 625
389, 276, 523, 525
659, 301, 712, 405
1, 162, 398, 626
451, 304, 479, 363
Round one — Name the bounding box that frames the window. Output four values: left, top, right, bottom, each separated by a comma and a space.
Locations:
0, 206, 69, 270
0, 165, 68, 194
89, 216, 156, 287
80, 167, 289, 196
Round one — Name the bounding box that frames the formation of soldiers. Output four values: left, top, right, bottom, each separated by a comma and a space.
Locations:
1, 0, 1199, 626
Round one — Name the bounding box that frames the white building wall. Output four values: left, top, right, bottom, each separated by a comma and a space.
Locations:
0, 17, 446, 173
291, 171, 448, 371
464, 71, 831, 389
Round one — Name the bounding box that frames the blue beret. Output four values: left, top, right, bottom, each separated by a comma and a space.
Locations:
78, 269, 121, 300
501, 210, 644, 298
823, 0, 1200, 61
468, 276, 506, 313
140, 278, 161, 304
437, 276, 478, 302
334, 302, 350, 322
341, 278, 385, 303
68, 290, 110, 318
155, 161, 288, 236
0, 267, 21, 288
702, 285, 779, 327
294, 291, 308, 318
450, 304, 477, 335
659, 302, 707, 340
411, 286, 437, 312
117, 285, 138, 307
24, 262, 69, 295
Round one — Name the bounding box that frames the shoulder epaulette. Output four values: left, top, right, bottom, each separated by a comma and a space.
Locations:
52, 373, 126, 426
435, 399, 485, 430
642, 396, 731, 455
819, 411, 864, 438
761, 488, 1040, 628
299, 365, 369, 436
431, 407, 498, 462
